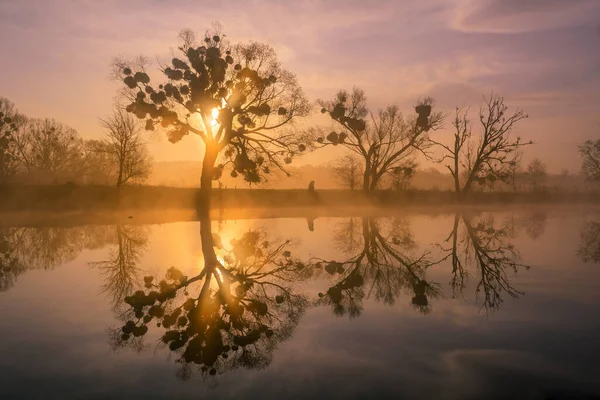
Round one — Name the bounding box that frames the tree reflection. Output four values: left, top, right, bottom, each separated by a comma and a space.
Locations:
0, 225, 114, 291
113, 218, 307, 381
577, 220, 600, 263
519, 211, 548, 241
89, 225, 148, 311
314, 217, 439, 316
439, 214, 528, 311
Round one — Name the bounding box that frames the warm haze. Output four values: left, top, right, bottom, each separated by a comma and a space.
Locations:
1, 0, 599, 174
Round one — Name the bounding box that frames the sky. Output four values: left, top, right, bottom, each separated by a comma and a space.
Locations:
0, 0, 599, 173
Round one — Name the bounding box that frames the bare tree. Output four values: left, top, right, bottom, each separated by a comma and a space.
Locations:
430, 94, 529, 198
389, 160, 417, 192
578, 139, 600, 181
78, 139, 116, 184
0, 97, 26, 183
318, 88, 443, 193
331, 154, 362, 190
90, 225, 148, 311
98, 108, 152, 186
438, 214, 528, 312
115, 28, 310, 215
12, 118, 83, 183
527, 157, 547, 192
507, 149, 523, 192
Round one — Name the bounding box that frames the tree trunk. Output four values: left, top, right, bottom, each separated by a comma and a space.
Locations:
362, 168, 371, 194
116, 154, 124, 187
199, 217, 218, 267
197, 143, 218, 219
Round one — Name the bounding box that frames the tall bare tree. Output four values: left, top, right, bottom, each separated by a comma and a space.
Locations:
331, 154, 362, 190
318, 88, 443, 193
578, 139, 600, 181
99, 108, 152, 186
115, 28, 310, 215
430, 94, 529, 198
527, 157, 547, 192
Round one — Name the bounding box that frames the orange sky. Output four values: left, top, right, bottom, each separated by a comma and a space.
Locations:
0, 0, 599, 173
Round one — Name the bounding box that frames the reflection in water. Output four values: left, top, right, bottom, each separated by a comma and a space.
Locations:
105, 212, 532, 381
0, 212, 534, 388
440, 214, 528, 311
0, 225, 114, 291
578, 220, 600, 263
519, 211, 548, 241
113, 219, 307, 381
314, 217, 439, 316
89, 225, 148, 311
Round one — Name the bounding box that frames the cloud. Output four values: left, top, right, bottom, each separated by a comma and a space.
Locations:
451, 0, 600, 33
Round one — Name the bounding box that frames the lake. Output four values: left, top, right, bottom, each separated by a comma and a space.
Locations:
1, 207, 600, 399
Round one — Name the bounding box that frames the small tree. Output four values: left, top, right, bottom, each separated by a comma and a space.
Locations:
527, 157, 547, 192
12, 118, 83, 183
115, 28, 310, 215
389, 160, 417, 192
578, 140, 600, 181
318, 88, 443, 193
99, 108, 152, 186
331, 154, 362, 190
431, 94, 529, 198
0, 97, 26, 184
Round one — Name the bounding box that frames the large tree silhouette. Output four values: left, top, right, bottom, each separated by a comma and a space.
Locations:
115, 28, 310, 216
430, 94, 529, 198
318, 88, 443, 193
112, 219, 308, 380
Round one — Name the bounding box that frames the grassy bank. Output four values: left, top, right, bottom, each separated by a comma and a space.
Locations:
2, 184, 600, 212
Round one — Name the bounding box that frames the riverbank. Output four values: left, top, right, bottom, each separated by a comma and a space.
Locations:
2, 184, 600, 213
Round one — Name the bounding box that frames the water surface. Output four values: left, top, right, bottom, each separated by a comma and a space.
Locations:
1, 207, 600, 399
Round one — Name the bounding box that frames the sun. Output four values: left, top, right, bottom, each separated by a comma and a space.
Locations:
211, 108, 219, 127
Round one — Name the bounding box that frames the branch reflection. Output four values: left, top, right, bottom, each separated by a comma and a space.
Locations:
112, 218, 308, 381
439, 214, 529, 311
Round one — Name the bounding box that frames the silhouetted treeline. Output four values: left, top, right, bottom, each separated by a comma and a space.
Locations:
0, 97, 151, 186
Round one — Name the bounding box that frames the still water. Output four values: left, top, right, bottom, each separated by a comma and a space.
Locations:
1, 207, 600, 399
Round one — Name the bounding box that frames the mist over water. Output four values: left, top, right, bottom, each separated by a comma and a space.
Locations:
1, 206, 600, 399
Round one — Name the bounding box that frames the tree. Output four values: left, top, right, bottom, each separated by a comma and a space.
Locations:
0, 97, 26, 183
115, 28, 310, 215
430, 94, 529, 198
12, 118, 83, 183
578, 140, 600, 181
439, 213, 528, 311
312, 217, 439, 315
318, 88, 443, 193
331, 154, 362, 190
113, 224, 307, 379
527, 157, 547, 192
99, 108, 152, 186
389, 160, 417, 192
79, 139, 116, 184
90, 225, 148, 311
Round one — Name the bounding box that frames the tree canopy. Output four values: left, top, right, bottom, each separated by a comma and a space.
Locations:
115, 28, 310, 194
